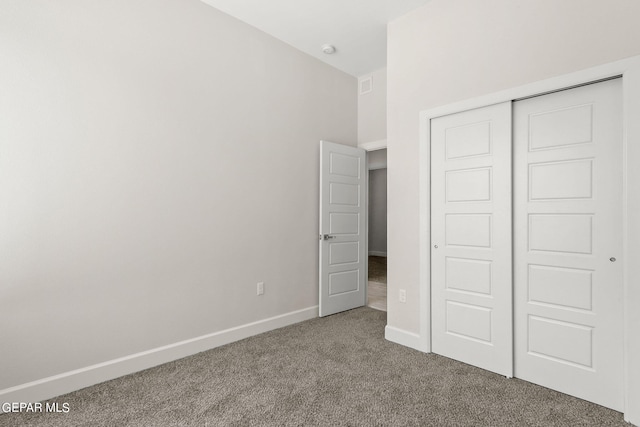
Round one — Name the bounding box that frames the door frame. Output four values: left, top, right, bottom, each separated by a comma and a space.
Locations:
418, 55, 640, 424
359, 141, 388, 309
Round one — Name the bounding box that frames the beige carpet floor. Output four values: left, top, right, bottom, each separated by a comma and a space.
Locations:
0, 308, 627, 427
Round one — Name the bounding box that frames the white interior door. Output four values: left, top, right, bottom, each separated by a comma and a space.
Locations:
319, 140, 367, 317
430, 102, 513, 377
513, 79, 624, 410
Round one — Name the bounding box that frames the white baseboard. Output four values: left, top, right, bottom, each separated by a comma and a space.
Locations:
368, 251, 387, 257
0, 306, 318, 409
385, 325, 424, 352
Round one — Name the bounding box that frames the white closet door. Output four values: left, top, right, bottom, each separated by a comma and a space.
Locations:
431, 102, 513, 377
513, 79, 624, 410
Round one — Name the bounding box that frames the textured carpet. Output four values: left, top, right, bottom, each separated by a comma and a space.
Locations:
0, 308, 627, 426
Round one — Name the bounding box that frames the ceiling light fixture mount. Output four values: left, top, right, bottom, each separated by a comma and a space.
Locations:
321, 44, 336, 55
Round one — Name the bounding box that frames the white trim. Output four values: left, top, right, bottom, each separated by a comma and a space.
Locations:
368, 251, 387, 257
358, 139, 387, 151
419, 55, 640, 424
384, 325, 424, 352
0, 306, 318, 410
418, 108, 432, 353
622, 64, 640, 425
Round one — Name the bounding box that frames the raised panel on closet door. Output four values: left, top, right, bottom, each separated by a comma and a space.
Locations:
513, 79, 624, 411
431, 102, 512, 377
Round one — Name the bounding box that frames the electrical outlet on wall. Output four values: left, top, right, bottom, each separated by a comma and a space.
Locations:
399, 289, 406, 303
257, 282, 264, 296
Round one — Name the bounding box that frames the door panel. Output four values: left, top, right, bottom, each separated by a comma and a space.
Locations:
431, 102, 513, 377
513, 79, 623, 410
319, 141, 366, 317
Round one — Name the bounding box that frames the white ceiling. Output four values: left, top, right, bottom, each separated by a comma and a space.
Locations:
199, 0, 431, 77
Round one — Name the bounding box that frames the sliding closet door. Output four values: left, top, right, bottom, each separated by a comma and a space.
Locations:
513, 79, 624, 410
431, 102, 513, 377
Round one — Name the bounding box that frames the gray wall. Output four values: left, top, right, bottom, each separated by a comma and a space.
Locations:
386, 0, 640, 334
368, 168, 387, 256
0, 0, 356, 391
367, 148, 387, 170
358, 68, 387, 144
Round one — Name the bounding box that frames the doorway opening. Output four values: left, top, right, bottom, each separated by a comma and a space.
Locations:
367, 148, 387, 311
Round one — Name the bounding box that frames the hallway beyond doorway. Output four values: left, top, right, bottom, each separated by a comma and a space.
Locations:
367, 256, 387, 311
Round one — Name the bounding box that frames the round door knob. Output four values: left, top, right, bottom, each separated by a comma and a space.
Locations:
434, 244, 438, 249
610, 257, 616, 262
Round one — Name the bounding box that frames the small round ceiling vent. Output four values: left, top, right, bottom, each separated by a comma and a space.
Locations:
321, 44, 336, 54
